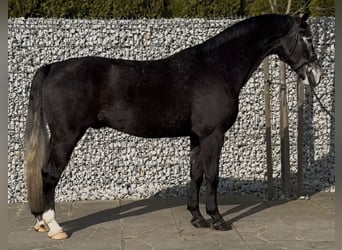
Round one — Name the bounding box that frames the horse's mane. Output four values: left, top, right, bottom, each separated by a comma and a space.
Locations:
199, 14, 296, 52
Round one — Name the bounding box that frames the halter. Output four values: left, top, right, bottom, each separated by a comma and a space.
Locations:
289, 32, 332, 118
290, 33, 317, 72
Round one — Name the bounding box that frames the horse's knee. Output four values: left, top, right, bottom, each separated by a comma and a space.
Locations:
206, 174, 219, 188
190, 171, 203, 186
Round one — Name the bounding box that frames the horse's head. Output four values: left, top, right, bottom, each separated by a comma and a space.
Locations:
277, 13, 322, 87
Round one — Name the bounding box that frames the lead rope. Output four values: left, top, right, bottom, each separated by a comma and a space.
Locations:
309, 84, 335, 119
274, 78, 334, 120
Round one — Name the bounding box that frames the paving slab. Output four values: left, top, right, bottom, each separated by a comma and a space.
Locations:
8, 193, 335, 250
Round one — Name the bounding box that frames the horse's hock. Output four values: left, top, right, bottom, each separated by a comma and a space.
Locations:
8, 18, 335, 203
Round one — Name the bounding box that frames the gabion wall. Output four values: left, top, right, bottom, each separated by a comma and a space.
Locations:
8, 18, 335, 203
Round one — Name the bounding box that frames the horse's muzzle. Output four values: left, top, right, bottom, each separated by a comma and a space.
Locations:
301, 60, 322, 87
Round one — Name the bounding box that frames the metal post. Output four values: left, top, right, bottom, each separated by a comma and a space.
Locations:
297, 78, 304, 197
279, 62, 291, 197
263, 57, 273, 200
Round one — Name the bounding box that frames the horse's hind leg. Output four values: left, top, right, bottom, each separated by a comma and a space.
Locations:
187, 134, 210, 228
40, 128, 85, 239
199, 129, 231, 231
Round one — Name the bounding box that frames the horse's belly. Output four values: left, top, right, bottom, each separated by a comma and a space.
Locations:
102, 106, 191, 138
113, 119, 190, 138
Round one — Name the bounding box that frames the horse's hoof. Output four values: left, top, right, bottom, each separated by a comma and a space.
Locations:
34, 224, 50, 233
211, 219, 232, 231
191, 217, 210, 228
48, 231, 69, 240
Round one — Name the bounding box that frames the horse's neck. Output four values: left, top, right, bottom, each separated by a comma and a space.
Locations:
219, 34, 280, 93
240, 40, 276, 80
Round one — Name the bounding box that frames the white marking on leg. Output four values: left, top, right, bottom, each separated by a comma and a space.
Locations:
42, 209, 63, 236
34, 217, 50, 232
36, 217, 44, 225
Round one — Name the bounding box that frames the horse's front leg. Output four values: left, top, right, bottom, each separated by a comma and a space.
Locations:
187, 134, 210, 228
200, 129, 231, 231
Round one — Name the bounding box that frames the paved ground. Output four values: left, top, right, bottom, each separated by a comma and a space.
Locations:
8, 193, 335, 250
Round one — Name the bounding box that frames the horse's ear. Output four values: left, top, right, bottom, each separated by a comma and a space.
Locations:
300, 12, 310, 24
294, 12, 310, 29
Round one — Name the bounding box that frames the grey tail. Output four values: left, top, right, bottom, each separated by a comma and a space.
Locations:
24, 65, 50, 214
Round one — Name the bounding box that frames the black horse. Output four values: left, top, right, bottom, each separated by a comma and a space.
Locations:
25, 14, 321, 239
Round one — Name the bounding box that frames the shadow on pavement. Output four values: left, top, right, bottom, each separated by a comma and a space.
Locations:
61, 181, 287, 237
